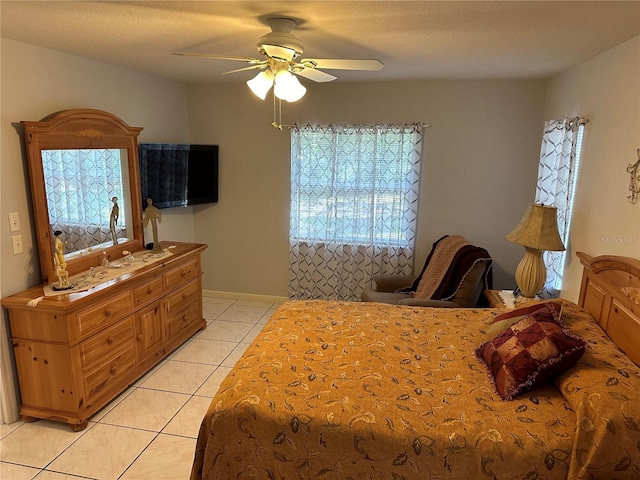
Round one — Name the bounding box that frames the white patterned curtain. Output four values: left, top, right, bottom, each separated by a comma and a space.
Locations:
43, 149, 126, 252
535, 118, 586, 297
289, 123, 424, 301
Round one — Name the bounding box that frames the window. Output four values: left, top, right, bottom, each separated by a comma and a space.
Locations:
535, 118, 586, 296
43, 148, 126, 252
290, 124, 423, 247
289, 124, 424, 301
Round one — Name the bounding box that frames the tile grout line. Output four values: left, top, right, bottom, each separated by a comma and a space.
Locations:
115, 430, 162, 480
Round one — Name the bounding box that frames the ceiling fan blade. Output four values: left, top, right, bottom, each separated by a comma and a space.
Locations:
262, 44, 296, 62
295, 68, 336, 83
222, 64, 267, 75
302, 58, 384, 71
173, 52, 263, 64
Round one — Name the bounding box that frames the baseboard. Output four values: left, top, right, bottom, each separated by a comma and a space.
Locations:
202, 289, 289, 305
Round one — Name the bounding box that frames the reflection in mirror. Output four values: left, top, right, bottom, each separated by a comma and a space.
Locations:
42, 148, 133, 258
21, 108, 144, 283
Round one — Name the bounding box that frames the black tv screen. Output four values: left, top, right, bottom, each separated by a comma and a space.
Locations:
139, 143, 219, 209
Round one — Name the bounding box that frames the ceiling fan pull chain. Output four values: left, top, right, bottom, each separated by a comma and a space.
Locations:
272, 93, 283, 130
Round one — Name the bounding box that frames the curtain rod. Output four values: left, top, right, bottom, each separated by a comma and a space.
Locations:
569, 117, 588, 126
280, 122, 432, 130
552, 117, 588, 133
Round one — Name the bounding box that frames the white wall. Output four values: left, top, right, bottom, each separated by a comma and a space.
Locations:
545, 36, 640, 302
1, 39, 193, 296
187, 79, 549, 296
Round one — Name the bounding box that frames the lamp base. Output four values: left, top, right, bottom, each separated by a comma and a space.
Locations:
514, 247, 547, 299
514, 293, 540, 305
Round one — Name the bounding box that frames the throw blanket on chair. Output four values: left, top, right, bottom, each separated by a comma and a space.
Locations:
403, 235, 493, 301
414, 235, 470, 299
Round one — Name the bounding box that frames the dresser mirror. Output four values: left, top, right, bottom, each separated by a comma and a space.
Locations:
22, 109, 145, 283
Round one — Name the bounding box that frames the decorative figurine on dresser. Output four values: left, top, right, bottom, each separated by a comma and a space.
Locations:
52, 230, 73, 291
143, 198, 163, 254
1, 109, 207, 431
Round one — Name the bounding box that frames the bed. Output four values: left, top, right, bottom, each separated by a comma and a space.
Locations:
191, 253, 640, 480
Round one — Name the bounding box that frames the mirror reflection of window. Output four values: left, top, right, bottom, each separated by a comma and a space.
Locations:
42, 148, 129, 255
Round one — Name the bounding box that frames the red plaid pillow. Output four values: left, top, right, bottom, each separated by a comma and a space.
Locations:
481, 301, 562, 344
476, 303, 586, 400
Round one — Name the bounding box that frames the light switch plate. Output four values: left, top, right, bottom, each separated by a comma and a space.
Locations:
12, 235, 24, 254
9, 212, 20, 232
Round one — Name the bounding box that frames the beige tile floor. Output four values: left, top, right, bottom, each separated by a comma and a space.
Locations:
0, 297, 279, 480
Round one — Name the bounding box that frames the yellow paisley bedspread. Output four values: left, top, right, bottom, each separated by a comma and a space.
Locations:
191, 300, 640, 480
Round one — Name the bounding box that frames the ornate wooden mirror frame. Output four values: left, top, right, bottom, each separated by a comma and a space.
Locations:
22, 109, 144, 283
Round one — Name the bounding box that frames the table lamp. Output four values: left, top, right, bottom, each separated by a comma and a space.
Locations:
506, 204, 565, 302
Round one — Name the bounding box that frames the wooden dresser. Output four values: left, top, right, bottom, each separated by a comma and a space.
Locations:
1, 241, 207, 431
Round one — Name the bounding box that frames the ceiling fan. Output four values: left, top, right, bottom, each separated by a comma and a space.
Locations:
174, 17, 384, 103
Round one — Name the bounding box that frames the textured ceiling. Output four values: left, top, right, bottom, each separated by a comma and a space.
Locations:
1, 1, 639, 84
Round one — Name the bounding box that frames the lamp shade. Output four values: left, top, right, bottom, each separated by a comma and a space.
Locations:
274, 70, 306, 102
246, 70, 273, 100
506, 204, 565, 251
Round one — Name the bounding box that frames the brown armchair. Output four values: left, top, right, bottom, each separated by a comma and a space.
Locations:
360, 235, 492, 308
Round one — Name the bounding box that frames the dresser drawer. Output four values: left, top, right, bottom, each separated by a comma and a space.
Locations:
80, 317, 134, 372
166, 279, 201, 315
83, 346, 136, 401
76, 291, 132, 337
133, 276, 163, 307
164, 257, 200, 291
167, 302, 201, 340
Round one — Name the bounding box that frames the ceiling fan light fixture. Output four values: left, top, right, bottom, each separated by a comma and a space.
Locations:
246, 70, 273, 100
274, 70, 306, 102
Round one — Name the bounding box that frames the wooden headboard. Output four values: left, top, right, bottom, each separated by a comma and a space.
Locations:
577, 252, 640, 367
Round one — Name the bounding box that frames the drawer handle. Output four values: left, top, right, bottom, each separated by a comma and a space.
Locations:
107, 336, 114, 345
104, 309, 112, 317
181, 270, 188, 277
147, 287, 154, 294
137, 334, 143, 342
182, 292, 188, 300
182, 315, 188, 322
110, 366, 117, 375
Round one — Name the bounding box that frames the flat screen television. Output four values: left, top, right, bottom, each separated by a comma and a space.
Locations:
139, 143, 219, 209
